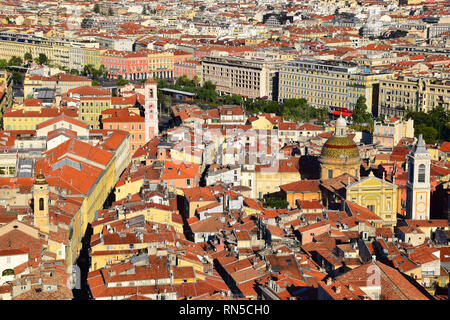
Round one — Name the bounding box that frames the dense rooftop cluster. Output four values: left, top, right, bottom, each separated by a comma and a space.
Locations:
0, 0, 449, 301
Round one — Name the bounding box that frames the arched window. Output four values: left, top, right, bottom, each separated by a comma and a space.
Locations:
39, 198, 44, 211
418, 164, 426, 183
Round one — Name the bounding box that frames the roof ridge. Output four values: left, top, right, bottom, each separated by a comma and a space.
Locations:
375, 261, 410, 300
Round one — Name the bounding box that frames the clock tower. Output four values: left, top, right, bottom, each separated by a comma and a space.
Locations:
144, 79, 158, 142
406, 134, 430, 220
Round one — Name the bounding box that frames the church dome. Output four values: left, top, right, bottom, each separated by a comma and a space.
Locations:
35, 173, 47, 185
320, 136, 360, 160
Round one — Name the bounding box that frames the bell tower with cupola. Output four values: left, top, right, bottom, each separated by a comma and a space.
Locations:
406, 134, 431, 220
33, 172, 49, 232
144, 79, 159, 142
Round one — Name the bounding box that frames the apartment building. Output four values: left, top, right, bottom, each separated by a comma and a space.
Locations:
65, 86, 112, 129
201, 55, 285, 100
373, 117, 414, 149
82, 47, 107, 69
24, 73, 92, 98
0, 32, 91, 71
101, 108, 145, 158
378, 76, 450, 118
173, 60, 202, 81
3, 107, 78, 131
101, 49, 193, 81
278, 59, 392, 114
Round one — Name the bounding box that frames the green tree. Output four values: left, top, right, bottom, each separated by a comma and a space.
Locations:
352, 96, 372, 124
11, 71, 23, 83
92, 80, 101, 86
157, 79, 169, 89
108, 8, 114, 16
8, 56, 23, 66
176, 75, 194, 87
159, 93, 172, 114
116, 78, 129, 86
407, 106, 450, 143
202, 80, 216, 91
263, 197, 289, 209
192, 75, 200, 87
221, 94, 243, 105
98, 64, 107, 78
281, 98, 310, 120
92, 68, 102, 78
70, 69, 79, 75
0, 59, 7, 70
197, 87, 217, 102
24, 52, 32, 62
94, 3, 100, 13
2, 269, 14, 276
36, 53, 48, 65
313, 106, 329, 123
416, 124, 438, 144
83, 64, 94, 76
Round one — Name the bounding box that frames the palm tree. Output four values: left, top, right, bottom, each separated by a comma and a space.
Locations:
83, 64, 94, 76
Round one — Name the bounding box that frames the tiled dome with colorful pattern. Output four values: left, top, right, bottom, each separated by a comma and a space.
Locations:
320, 136, 360, 159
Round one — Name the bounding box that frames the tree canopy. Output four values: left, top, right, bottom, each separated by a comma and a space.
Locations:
24, 52, 32, 62
116, 78, 129, 87
352, 96, 372, 124
36, 53, 48, 65
263, 197, 289, 209
406, 106, 450, 143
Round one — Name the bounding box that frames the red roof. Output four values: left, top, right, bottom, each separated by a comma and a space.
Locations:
36, 113, 88, 130
440, 141, 450, 153
280, 180, 321, 193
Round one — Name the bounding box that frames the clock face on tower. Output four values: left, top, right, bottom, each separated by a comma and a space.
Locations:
416, 202, 426, 213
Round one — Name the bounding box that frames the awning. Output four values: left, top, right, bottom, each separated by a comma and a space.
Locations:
332, 111, 352, 116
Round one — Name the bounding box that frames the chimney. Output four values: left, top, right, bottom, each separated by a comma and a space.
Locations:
335, 286, 341, 294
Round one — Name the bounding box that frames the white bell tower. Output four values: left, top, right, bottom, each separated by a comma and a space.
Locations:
406, 134, 431, 220
144, 79, 158, 142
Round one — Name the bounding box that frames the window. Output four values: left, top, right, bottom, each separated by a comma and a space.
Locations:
328, 170, 333, 179
418, 164, 426, 183
39, 198, 44, 211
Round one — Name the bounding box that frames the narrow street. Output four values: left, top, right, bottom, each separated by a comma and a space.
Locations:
72, 224, 93, 300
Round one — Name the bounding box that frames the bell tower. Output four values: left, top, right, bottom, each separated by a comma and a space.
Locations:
406, 134, 431, 220
144, 79, 158, 142
33, 173, 49, 232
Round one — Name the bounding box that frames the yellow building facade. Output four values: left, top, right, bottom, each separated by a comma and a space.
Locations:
346, 172, 400, 228
278, 59, 393, 114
